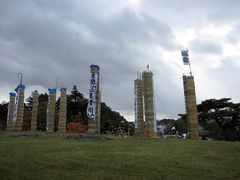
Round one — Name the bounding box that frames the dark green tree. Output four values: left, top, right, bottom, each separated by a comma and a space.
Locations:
198, 98, 240, 141
66, 85, 88, 123
101, 102, 134, 135
26, 93, 49, 130
174, 114, 187, 134
156, 119, 175, 134
0, 101, 8, 130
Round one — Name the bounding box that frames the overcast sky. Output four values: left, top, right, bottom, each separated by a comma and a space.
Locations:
0, 0, 240, 121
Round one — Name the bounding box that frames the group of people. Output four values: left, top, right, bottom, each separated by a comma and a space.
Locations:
158, 126, 188, 139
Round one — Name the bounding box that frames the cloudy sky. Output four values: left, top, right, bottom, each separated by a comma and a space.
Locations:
0, 0, 240, 121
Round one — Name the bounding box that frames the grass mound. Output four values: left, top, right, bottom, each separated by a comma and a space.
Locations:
0, 133, 239, 179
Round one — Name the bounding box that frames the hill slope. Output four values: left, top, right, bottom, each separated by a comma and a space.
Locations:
0, 134, 239, 179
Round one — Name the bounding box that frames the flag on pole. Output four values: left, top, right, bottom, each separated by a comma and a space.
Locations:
181, 49, 190, 65
146, 64, 150, 70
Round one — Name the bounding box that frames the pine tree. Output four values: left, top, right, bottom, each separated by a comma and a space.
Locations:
67, 85, 88, 123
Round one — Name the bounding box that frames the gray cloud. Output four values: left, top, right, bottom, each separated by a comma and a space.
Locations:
0, 1, 178, 114
228, 25, 240, 43
204, 56, 240, 103
191, 39, 223, 54
0, 0, 239, 120
141, 0, 240, 26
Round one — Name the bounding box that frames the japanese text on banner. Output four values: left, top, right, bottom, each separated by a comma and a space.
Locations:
87, 72, 98, 120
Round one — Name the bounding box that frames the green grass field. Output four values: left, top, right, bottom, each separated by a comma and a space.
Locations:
0, 133, 239, 180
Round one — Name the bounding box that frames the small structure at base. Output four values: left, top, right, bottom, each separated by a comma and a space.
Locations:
46, 88, 56, 133
7, 92, 16, 131
58, 88, 67, 133
183, 75, 199, 139
31, 90, 39, 131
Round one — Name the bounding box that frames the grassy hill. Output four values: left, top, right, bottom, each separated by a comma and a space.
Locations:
0, 133, 239, 180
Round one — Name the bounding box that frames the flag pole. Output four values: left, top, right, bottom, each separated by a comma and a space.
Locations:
187, 48, 192, 76
189, 61, 193, 76
16, 73, 23, 84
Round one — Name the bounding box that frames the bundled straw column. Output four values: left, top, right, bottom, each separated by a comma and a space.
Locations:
183, 75, 199, 139
31, 90, 39, 131
142, 71, 155, 137
59, 88, 67, 133
47, 88, 56, 133
7, 92, 16, 131
15, 84, 25, 131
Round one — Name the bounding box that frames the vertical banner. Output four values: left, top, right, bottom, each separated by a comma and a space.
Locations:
87, 72, 98, 120
46, 95, 50, 130
153, 83, 157, 133
7, 99, 11, 128
181, 49, 190, 65
13, 92, 18, 123
134, 83, 138, 128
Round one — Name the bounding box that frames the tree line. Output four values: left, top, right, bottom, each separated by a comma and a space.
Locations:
0, 85, 134, 134
1, 87, 239, 140
157, 98, 240, 141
